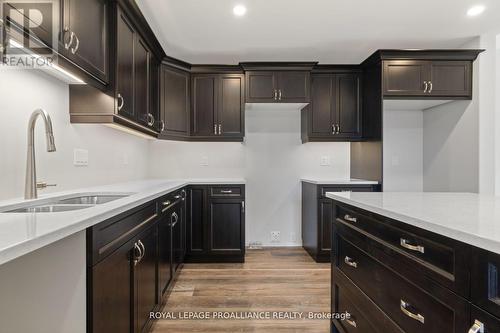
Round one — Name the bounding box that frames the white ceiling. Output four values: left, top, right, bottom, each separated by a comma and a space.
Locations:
137, 0, 500, 64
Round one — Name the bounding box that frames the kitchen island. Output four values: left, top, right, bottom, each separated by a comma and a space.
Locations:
327, 192, 500, 333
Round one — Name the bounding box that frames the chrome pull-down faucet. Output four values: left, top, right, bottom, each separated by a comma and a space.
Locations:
25, 109, 56, 200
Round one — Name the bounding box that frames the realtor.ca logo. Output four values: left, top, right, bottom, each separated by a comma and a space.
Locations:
1, 0, 58, 68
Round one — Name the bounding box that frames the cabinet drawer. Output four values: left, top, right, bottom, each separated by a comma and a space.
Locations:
320, 185, 377, 197
89, 203, 158, 265
469, 305, 500, 333
332, 268, 404, 333
335, 235, 469, 333
471, 247, 500, 318
159, 188, 185, 213
210, 186, 244, 197
335, 204, 468, 295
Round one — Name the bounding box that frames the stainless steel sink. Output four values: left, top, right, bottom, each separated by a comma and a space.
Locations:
55, 195, 129, 205
7, 204, 95, 213
2, 193, 132, 213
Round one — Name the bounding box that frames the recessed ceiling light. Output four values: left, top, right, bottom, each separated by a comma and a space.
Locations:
467, 5, 485, 16
233, 4, 247, 16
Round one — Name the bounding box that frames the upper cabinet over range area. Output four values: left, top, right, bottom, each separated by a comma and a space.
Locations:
5, 0, 483, 142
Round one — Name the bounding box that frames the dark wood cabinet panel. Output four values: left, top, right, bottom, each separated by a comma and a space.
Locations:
219, 75, 244, 137
160, 65, 190, 137
383, 60, 428, 96
209, 199, 244, 254
149, 58, 160, 132
336, 74, 361, 138
277, 71, 310, 102
469, 305, 500, 333
310, 75, 334, 136
133, 226, 157, 333
187, 186, 208, 254
246, 72, 276, 103
429, 61, 471, 97
116, 8, 135, 120
91, 239, 133, 333
134, 37, 151, 127
61, 0, 108, 83
319, 200, 333, 252
191, 75, 218, 137
471, 247, 500, 318
158, 211, 172, 295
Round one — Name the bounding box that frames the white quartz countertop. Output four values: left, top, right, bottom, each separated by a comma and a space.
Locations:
326, 192, 500, 254
301, 178, 379, 185
0, 178, 245, 266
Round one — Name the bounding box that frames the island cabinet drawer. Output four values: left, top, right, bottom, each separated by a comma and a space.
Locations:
469, 305, 500, 333
320, 185, 378, 197
471, 247, 500, 318
334, 235, 470, 333
158, 188, 186, 213
332, 268, 404, 333
209, 185, 244, 197
335, 204, 469, 296
89, 202, 158, 265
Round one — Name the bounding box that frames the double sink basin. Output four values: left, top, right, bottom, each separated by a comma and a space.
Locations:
2, 194, 131, 213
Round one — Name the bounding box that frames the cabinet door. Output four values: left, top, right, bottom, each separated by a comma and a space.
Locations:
158, 212, 172, 295
336, 74, 361, 138
191, 75, 218, 136
319, 199, 333, 252
218, 75, 244, 138
92, 239, 133, 333
172, 203, 183, 273
134, 226, 157, 333
116, 9, 135, 119
310, 74, 335, 136
246, 71, 277, 103
62, 0, 108, 83
134, 37, 151, 127
277, 71, 310, 102
429, 61, 471, 97
187, 187, 208, 255
161, 65, 189, 137
383, 60, 428, 96
209, 199, 244, 255
149, 57, 160, 132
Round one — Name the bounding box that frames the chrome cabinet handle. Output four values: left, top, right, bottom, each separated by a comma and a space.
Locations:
336, 124, 340, 134
63, 28, 74, 50
428, 81, 433, 93
70, 33, 79, 54
117, 94, 124, 111
171, 212, 179, 227
344, 256, 358, 268
468, 320, 484, 333
159, 120, 165, 132
147, 113, 155, 126
181, 189, 186, 201
278, 89, 282, 100
273, 89, 278, 100
241, 201, 245, 213
214, 124, 217, 135
162, 200, 171, 206
133, 242, 142, 265
138, 240, 145, 261
423, 81, 428, 93
218, 124, 222, 135
345, 314, 357, 328
400, 300, 425, 324
343, 214, 357, 223
174, 194, 181, 199
220, 190, 233, 194
332, 124, 336, 135
400, 238, 425, 253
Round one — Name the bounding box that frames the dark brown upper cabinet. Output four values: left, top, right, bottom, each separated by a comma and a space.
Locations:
59, 0, 108, 84
191, 73, 244, 141
302, 71, 362, 142
159, 64, 190, 139
245, 71, 310, 103
377, 50, 483, 99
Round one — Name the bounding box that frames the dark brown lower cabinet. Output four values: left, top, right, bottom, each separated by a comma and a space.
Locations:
330, 200, 500, 333
186, 185, 245, 262
301, 181, 379, 262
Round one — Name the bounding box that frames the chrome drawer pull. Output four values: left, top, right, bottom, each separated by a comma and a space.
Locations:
220, 190, 233, 194
345, 314, 357, 328
400, 300, 425, 324
133, 242, 142, 266
162, 200, 171, 206
468, 320, 484, 333
400, 238, 425, 253
344, 256, 358, 268
344, 214, 357, 223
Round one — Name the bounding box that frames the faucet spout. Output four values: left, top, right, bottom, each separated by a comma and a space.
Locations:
25, 109, 57, 200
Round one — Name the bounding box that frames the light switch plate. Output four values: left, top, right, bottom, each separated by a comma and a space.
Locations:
73, 149, 89, 166
320, 156, 331, 166
201, 156, 209, 166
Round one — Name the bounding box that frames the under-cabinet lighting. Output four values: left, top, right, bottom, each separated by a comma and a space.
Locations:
5, 39, 85, 84
467, 5, 485, 16
233, 4, 247, 16
104, 123, 156, 140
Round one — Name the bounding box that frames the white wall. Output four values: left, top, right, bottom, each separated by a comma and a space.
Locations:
496, 34, 500, 196
149, 107, 351, 246
383, 109, 423, 191
0, 69, 150, 200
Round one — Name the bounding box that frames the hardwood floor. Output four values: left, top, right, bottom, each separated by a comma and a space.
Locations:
152, 247, 331, 332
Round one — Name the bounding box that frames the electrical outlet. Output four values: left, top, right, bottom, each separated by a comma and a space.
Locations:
290, 232, 297, 242
73, 149, 89, 166
271, 231, 280, 243
201, 156, 209, 166
320, 156, 331, 166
